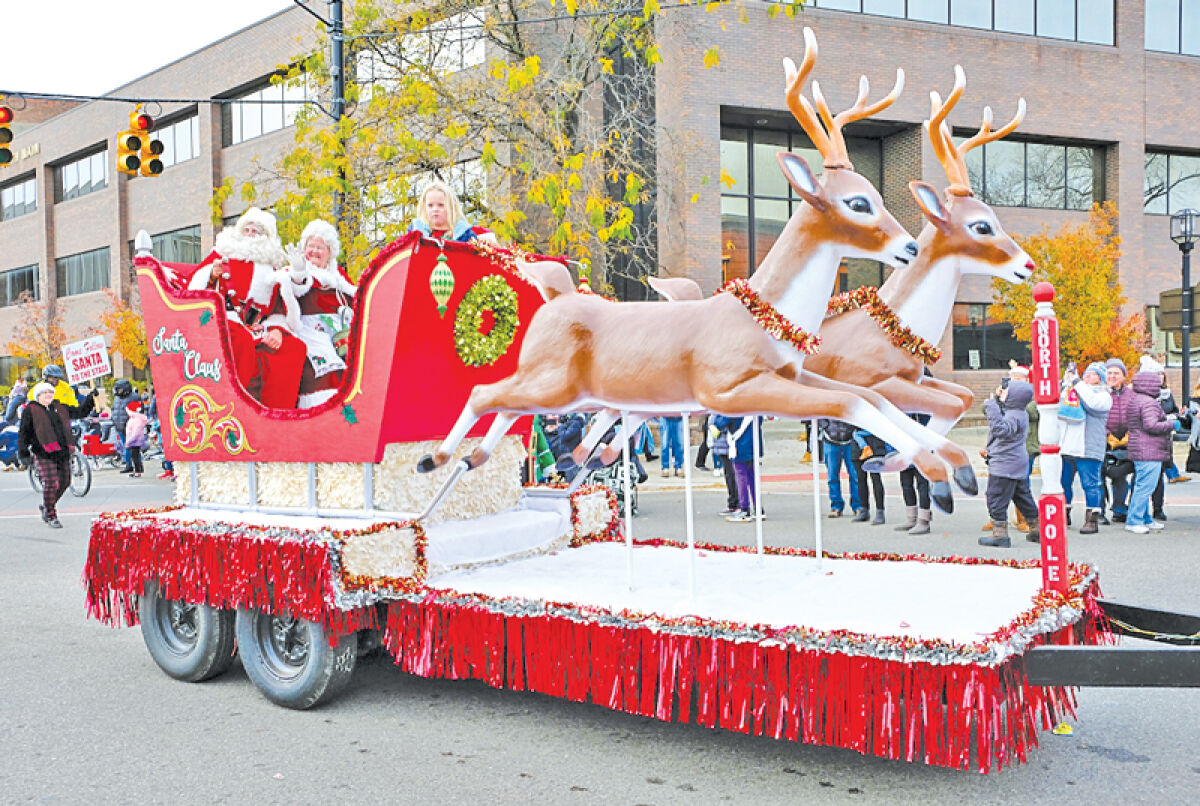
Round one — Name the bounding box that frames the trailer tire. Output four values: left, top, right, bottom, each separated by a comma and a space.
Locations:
235, 608, 356, 710
139, 581, 237, 682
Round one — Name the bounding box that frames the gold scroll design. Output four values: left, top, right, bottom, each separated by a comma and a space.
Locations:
345, 247, 411, 404
170, 384, 257, 456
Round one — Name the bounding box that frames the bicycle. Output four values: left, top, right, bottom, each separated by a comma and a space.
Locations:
28, 450, 92, 497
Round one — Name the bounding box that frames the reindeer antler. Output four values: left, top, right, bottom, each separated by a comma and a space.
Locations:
925, 66, 1026, 197
782, 27, 904, 171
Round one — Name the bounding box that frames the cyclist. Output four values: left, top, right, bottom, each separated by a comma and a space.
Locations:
41, 364, 78, 406
18, 380, 98, 528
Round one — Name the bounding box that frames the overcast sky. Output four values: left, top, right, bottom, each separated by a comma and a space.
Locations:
1, 1, 296, 96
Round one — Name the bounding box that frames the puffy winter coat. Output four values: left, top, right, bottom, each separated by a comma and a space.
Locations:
983, 381, 1034, 479
1127, 371, 1174, 462
1060, 380, 1112, 461
110, 384, 135, 436
125, 410, 149, 449
817, 419, 855, 445
1106, 383, 1132, 438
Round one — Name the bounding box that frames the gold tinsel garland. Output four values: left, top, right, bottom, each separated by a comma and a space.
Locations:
717, 278, 821, 355
825, 286, 943, 365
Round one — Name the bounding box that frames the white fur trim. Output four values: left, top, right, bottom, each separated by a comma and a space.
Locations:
297, 388, 338, 409
187, 263, 213, 291
309, 265, 358, 297
300, 219, 340, 263
238, 206, 278, 241
273, 270, 303, 332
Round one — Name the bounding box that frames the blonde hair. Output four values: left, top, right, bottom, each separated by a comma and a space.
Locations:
416, 179, 464, 231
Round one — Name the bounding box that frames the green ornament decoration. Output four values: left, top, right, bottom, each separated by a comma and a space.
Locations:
342, 403, 358, 425
454, 275, 520, 367
429, 252, 455, 318
200, 310, 212, 326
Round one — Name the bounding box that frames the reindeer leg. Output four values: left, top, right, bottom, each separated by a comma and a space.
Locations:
598, 413, 648, 466
418, 404, 481, 473
917, 376, 975, 435
798, 371, 976, 497
465, 413, 521, 470
567, 409, 620, 471
702, 373, 956, 512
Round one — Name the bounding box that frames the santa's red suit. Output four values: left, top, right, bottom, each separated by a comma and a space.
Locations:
188, 218, 306, 409
280, 262, 358, 408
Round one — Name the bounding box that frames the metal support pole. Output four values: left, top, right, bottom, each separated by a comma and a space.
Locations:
248, 463, 258, 511
330, 0, 347, 225
682, 414, 696, 597
307, 462, 318, 514
363, 462, 374, 514
752, 416, 763, 557
1183, 242, 1192, 401
621, 410, 634, 592
810, 420, 823, 570
189, 462, 199, 507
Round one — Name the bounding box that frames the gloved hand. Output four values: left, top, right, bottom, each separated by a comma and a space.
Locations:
285, 245, 309, 284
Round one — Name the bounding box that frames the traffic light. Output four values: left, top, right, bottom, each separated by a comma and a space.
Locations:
130, 110, 163, 177
115, 130, 142, 175
0, 104, 13, 167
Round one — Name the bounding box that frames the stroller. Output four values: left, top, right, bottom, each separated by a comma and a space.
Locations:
589, 459, 639, 517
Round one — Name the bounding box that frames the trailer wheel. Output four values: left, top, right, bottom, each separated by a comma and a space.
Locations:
235, 608, 356, 710
139, 581, 237, 682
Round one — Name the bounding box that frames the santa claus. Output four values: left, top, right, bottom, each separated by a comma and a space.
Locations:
279, 219, 358, 408
187, 207, 306, 409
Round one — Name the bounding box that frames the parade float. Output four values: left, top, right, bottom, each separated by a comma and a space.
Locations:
84, 30, 1108, 772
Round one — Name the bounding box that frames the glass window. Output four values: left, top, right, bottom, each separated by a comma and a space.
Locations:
995, 0, 1035, 34
1183, 0, 1200, 55
1025, 142, 1066, 208
982, 140, 1026, 206
720, 128, 748, 192
952, 302, 1030, 370
1146, 0, 1181, 53
1066, 146, 1098, 211
817, 0, 862, 10
862, 0, 903, 16
721, 196, 750, 281
225, 75, 311, 146
55, 149, 107, 203
753, 129, 790, 198
1077, 0, 1114, 45
1036, 0, 1075, 40
908, 0, 948, 24
55, 247, 110, 297
950, 0, 991, 29
1, 264, 38, 306
130, 225, 202, 264
1170, 154, 1200, 211
158, 113, 199, 169
262, 84, 285, 133
1145, 152, 1170, 215
1, 176, 37, 221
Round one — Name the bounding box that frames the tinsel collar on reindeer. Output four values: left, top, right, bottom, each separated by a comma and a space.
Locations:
717, 278, 822, 355
825, 286, 943, 365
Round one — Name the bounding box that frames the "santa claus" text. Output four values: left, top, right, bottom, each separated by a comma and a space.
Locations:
152, 326, 222, 383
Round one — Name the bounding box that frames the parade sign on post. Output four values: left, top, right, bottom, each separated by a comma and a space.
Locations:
1030, 283, 1069, 594
62, 336, 112, 385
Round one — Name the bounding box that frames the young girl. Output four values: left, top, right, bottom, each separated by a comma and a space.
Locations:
409, 180, 496, 243
124, 400, 149, 478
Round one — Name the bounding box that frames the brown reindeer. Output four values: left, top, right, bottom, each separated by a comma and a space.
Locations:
417, 28, 977, 514
804, 67, 1034, 455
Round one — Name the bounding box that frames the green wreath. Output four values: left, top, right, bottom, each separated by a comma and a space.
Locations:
454, 275, 520, 367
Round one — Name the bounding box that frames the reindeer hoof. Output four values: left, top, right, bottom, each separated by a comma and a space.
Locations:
953, 464, 978, 496
875, 451, 909, 473
416, 454, 437, 474
931, 481, 954, 514
461, 457, 478, 472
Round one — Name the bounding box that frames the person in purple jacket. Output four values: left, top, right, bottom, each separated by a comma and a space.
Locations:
1124, 356, 1177, 534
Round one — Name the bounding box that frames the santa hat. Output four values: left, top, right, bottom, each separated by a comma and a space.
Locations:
300, 219, 340, 265
236, 207, 278, 241
1010, 365, 1030, 378
127, 400, 142, 412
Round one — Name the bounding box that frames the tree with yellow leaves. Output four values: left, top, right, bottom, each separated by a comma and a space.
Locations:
5, 292, 67, 372
232, 0, 805, 296
93, 289, 148, 371
991, 202, 1148, 368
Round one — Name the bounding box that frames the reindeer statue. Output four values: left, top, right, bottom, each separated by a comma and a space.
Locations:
805, 66, 1034, 445
416, 28, 978, 516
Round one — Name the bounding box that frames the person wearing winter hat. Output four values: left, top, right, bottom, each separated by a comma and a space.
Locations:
187, 207, 307, 409
1124, 358, 1177, 534
17, 381, 98, 528
979, 379, 1040, 549
1060, 362, 1113, 534
1103, 356, 1134, 521
281, 219, 359, 408
123, 399, 149, 478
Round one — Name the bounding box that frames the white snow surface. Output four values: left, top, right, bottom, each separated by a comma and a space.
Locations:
432, 543, 1046, 646
147, 507, 382, 532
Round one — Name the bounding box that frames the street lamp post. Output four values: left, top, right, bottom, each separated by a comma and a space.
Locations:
1171, 209, 1200, 399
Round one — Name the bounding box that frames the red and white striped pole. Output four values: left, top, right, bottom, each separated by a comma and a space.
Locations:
1029, 282, 1069, 594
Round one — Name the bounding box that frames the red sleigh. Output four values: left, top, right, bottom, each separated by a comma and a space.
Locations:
136, 231, 547, 465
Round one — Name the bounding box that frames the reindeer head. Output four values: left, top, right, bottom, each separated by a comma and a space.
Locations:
913, 66, 1035, 285
778, 28, 922, 269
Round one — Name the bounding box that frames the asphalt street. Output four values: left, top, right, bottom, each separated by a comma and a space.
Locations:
2, 450, 1199, 805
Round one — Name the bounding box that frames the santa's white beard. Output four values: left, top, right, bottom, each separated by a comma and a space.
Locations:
214, 227, 287, 267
